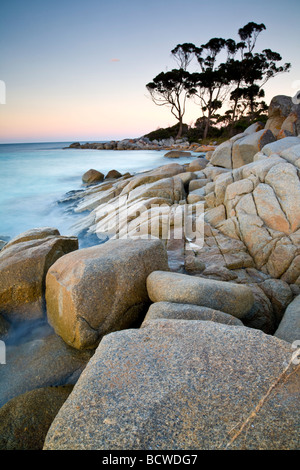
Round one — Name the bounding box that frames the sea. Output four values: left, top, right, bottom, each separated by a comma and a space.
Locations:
0, 142, 197, 243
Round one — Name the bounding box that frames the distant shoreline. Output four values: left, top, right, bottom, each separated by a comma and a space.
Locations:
65, 138, 215, 153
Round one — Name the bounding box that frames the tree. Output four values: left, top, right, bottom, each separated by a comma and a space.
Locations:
146, 22, 291, 141
186, 38, 231, 139
238, 22, 266, 53
146, 68, 193, 140
171, 43, 196, 70
227, 23, 291, 124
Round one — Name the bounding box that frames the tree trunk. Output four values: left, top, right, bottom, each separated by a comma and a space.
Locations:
203, 115, 210, 140
229, 100, 238, 137
176, 118, 183, 140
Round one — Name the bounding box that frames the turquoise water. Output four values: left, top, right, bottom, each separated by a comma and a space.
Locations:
0, 142, 196, 240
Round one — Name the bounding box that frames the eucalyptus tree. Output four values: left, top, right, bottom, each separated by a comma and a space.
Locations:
186, 38, 232, 139
146, 68, 194, 140
227, 22, 291, 123
146, 22, 291, 140
171, 43, 196, 70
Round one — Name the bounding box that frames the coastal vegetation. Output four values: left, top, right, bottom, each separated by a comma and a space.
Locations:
146, 22, 291, 140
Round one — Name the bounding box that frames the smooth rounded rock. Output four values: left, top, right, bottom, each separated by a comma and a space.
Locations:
164, 151, 191, 158
105, 169, 122, 179
142, 301, 244, 326
82, 169, 104, 184
46, 239, 169, 350
146, 271, 254, 319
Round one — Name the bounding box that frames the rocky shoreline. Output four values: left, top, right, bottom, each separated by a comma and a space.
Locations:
0, 94, 299, 450
65, 136, 216, 153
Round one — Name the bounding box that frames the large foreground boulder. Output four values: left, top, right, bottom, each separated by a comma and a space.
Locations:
46, 239, 169, 350
0, 229, 78, 322
146, 271, 254, 319
44, 320, 299, 450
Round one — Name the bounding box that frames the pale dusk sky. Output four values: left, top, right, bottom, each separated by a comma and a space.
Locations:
0, 0, 299, 143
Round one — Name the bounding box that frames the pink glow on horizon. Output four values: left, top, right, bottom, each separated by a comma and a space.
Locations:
1, 75, 298, 144
1, 0, 299, 144
0, 101, 177, 143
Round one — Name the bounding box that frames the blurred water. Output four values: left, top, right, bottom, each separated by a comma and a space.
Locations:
0, 142, 196, 240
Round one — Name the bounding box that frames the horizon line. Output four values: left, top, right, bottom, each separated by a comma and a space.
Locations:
0, 138, 139, 145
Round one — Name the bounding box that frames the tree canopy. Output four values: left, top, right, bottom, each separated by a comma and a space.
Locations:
146, 69, 194, 140
146, 22, 291, 140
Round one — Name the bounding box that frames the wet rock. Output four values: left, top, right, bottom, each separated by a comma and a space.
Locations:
0, 385, 73, 450
0, 231, 78, 322
164, 150, 191, 158
0, 330, 93, 407
82, 169, 104, 184
69, 142, 81, 148
105, 169, 122, 179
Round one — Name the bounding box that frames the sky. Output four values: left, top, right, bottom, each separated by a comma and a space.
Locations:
0, 0, 299, 143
